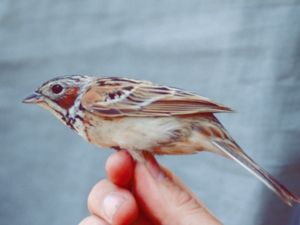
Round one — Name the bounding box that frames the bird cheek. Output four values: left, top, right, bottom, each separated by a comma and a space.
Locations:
55, 87, 79, 110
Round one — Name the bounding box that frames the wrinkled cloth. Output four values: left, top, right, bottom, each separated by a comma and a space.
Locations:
0, 1, 300, 225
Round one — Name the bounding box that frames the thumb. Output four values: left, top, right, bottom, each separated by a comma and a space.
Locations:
133, 155, 222, 225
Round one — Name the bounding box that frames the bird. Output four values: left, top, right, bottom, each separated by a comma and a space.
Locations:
23, 74, 300, 206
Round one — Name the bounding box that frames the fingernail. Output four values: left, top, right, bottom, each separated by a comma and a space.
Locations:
102, 192, 125, 223
144, 154, 164, 179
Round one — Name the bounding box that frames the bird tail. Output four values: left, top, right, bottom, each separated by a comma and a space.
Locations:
211, 140, 300, 206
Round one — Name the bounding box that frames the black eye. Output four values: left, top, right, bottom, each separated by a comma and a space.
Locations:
51, 84, 63, 94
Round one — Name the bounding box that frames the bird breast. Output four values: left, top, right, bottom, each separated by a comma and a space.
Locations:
84, 114, 185, 151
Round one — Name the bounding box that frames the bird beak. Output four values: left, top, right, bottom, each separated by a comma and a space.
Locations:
22, 93, 43, 104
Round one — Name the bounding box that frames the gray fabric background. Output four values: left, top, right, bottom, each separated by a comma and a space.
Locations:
1, 1, 300, 225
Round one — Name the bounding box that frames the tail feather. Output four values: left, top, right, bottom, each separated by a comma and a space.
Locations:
211, 140, 300, 206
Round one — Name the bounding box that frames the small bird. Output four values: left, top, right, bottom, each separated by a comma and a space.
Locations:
23, 75, 299, 206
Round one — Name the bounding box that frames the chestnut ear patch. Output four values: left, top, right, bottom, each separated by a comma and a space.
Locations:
55, 87, 79, 110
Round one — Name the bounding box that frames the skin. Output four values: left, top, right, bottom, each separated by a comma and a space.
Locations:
78, 150, 222, 225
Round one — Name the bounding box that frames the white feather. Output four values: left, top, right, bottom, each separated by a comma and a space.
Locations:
87, 116, 182, 151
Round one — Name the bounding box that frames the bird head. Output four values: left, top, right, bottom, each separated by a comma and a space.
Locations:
23, 75, 95, 121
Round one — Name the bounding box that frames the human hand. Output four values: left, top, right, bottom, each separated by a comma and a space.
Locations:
79, 150, 222, 225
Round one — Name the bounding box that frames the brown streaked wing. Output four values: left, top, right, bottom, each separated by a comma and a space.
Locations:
82, 78, 233, 117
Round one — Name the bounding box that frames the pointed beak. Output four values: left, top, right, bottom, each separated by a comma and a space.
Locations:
22, 93, 43, 104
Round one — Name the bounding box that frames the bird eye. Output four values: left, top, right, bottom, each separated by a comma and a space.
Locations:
51, 84, 63, 94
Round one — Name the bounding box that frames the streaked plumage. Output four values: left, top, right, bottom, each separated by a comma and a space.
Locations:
23, 75, 300, 206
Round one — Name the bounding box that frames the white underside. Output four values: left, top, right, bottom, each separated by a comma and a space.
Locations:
87, 116, 183, 151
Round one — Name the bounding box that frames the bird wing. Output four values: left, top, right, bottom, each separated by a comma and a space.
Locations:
81, 77, 233, 117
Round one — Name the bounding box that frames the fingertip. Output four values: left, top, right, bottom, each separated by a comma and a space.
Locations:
106, 150, 134, 187
112, 191, 139, 225
88, 180, 139, 225
78, 216, 109, 225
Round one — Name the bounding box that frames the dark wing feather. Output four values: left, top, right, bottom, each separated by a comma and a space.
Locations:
82, 77, 232, 117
